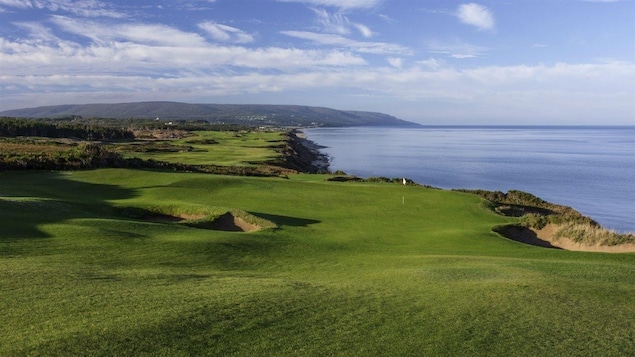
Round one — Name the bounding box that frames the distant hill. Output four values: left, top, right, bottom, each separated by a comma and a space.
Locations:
0, 102, 418, 127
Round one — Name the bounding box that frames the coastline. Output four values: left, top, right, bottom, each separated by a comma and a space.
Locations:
280, 129, 330, 173
299, 127, 635, 251
302, 125, 635, 234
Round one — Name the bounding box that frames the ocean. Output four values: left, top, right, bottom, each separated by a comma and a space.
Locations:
304, 126, 635, 233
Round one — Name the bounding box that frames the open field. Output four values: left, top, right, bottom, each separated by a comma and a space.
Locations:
1, 169, 634, 356
113, 130, 286, 166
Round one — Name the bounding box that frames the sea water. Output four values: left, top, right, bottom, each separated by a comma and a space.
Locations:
305, 126, 635, 233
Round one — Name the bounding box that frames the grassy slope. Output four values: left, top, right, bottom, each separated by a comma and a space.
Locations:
115, 130, 284, 166
1, 169, 634, 356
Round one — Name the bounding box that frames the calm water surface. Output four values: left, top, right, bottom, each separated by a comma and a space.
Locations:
305, 126, 635, 233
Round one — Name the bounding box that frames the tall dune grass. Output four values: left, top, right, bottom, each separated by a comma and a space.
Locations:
554, 222, 635, 246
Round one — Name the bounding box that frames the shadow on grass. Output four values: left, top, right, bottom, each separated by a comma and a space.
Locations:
494, 224, 562, 249
0, 171, 137, 239
250, 212, 321, 228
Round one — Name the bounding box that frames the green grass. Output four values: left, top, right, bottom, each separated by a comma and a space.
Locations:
115, 130, 285, 166
1, 169, 634, 356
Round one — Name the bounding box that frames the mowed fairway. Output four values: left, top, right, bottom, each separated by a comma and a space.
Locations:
1, 169, 634, 356
119, 130, 285, 166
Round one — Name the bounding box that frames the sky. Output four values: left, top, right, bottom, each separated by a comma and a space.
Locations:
0, 0, 634, 125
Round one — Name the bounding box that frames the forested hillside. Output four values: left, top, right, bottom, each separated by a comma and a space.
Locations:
0, 118, 134, 140
0, 102, 418, 127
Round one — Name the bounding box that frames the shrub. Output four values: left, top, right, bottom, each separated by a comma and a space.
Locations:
520, 213, 549, 230
367, 176, 391, 183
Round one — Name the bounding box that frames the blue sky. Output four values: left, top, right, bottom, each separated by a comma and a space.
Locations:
1, 0, 633, 124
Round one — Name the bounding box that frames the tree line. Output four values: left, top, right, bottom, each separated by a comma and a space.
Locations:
0, 118, 134, 140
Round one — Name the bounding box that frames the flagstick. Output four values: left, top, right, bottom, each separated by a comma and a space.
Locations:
402, 178, 406, 204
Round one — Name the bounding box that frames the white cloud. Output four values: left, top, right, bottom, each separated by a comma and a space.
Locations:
198, 22, 255, 43
456, 3, 494, 31
277, 0, 381, 10
312, 8, 351, 35
416, 58, 445, 70
387, 57, 402, 68
311, 8, 373, 38
229, 47, 367, 68
1, 57, 633, 124
0, 22, 367, 80
378, 14, 394, 23
1, 1, 633, 124
51, 16, 208, 47
13, 21, 60, 43
281, 30, 411, 55
0, 0, 126, 18
0, 0, 33, 9
354, 23, 373, 38
426, 40, 488, 59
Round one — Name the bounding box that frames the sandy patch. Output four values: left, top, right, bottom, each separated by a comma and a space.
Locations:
497, 224, 635, 253
137, 211, 261, 232
209, 212, 262, 232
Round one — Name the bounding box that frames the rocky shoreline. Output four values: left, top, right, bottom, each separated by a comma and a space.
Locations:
279, 129, 330, 174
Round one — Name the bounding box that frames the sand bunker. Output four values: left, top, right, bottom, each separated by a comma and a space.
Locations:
207, 212, 262, 232
497, 224, 635, 253
128, 208, 263, 232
